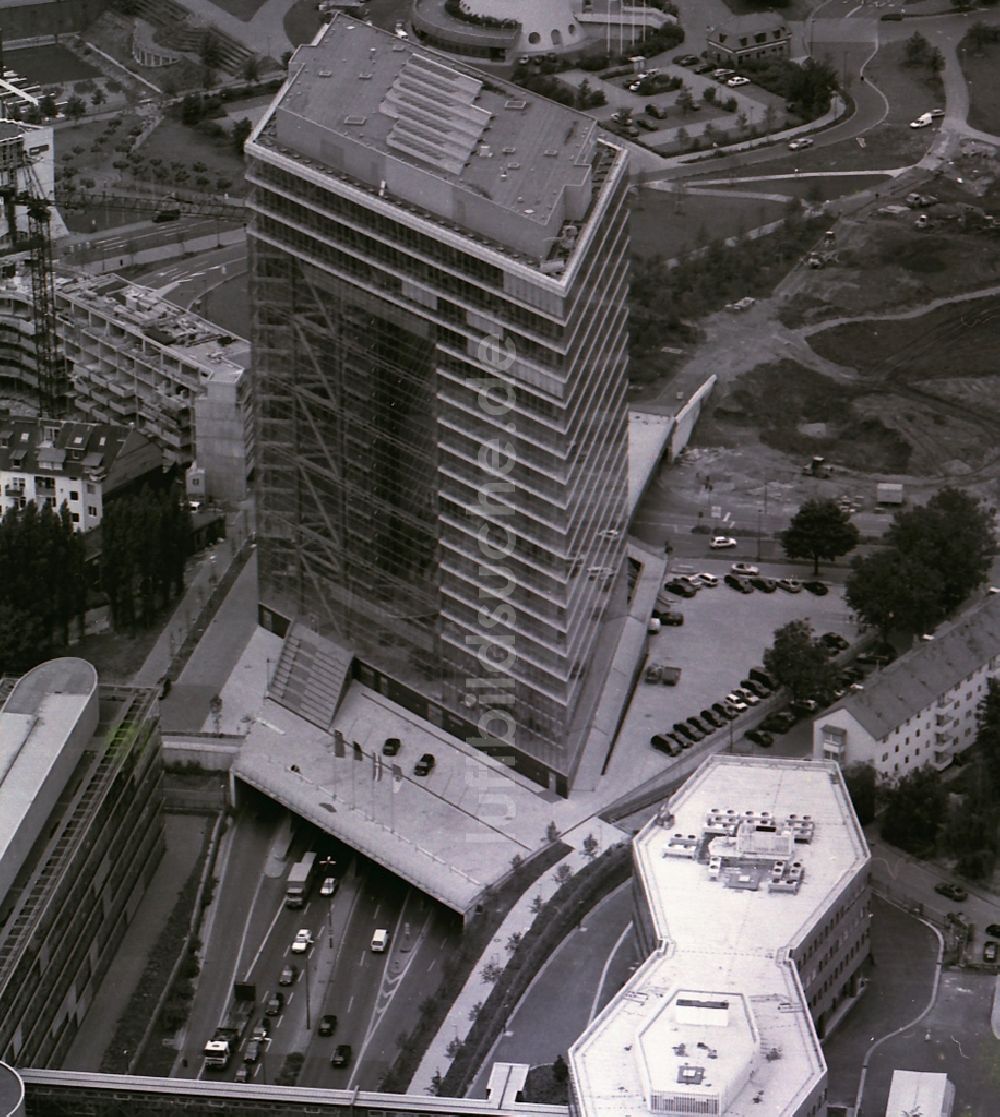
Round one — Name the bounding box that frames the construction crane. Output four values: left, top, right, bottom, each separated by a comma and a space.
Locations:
0, 158, 67, 418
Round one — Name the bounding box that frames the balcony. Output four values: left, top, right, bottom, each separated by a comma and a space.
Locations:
4, 486, 25, 497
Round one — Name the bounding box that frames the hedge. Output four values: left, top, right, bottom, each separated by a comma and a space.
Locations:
439, 841, 633, 1096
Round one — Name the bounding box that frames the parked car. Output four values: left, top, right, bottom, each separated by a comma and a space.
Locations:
674, 53, 700, 65
748, 667, 775, 689
414, 752, 436, 776
709, 535, 737, 549
675, 722, 698, 741
670, 731, 692, 750
934, 882, 968, 902
880, 10, 903, 18
712, 67, 735, 79
777, 578, 803, 593
645, 663, 662, 684
727, 75, 750, 87
985, 924, 1000, 938
745, 729, 774, 748
651, 733, 682, 756
789, 698, 819, 717
750, 576, 777, 593
318, 1013, 338, 1036
695, 572, 719, 587
291, 929, 313, 955
660, 610, 685, 626
382, 736, 401, 756
694, 63, 715, 74
724, 574, 753, 593
331, 1045, 352, 1067
724, 694, 749, 712
761, 710, 796, 734
910, 112, 934, 128
732, 687, 759, 705
984, 941, 998, 964
686, 716, 709, 738
821, 632, 850, 653
731, 562, 759, 576
788, 136, 814, 150
279, 963, 297, 986
711, 702, 737, 721
802, 580, 829, 595
665, 580, 698, 597
741, 679, 769, 698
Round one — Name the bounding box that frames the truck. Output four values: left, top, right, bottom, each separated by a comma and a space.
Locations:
876, 482, 904, 506
285, 850, 317, 909
203, 984, 256, 1070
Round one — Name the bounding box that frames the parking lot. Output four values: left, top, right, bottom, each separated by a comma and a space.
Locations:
608, 555, 858, 786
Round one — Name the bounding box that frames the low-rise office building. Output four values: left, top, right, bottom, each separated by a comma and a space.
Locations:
0, 659, 164, 1068
55, 271, 253, 504
571, 755, 870, 1117
814, 596, 1000, 778
706, 15, 791, 66
0, 416, 162, 529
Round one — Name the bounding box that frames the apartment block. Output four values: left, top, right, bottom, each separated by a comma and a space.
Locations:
814, 596, 1000, 778
0, 659, 164, 1068
55, 271, 253, 504
572, 756, 870, 1117
246, 17, 631, 792
0, 415, 162, 530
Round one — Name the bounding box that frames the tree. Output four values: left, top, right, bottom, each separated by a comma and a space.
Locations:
842, 763, 877, 826
677, 87, 695, 113
845, 548, 945, 642
39, 94, 57, 117
702, 85, 717, 104
200, 33, 223, 69
231, 117, 253, 155
904, 31, 932, 66
886, 488, 994, 616
973, 679, 1000, 800
181, 93, 204, 126
92, 86, 106, 107
879, 766, 947, 856
552, 1054, 569, 1084
763, 619, 838, 701
780, 499, 860, 575
581, 833, 599, 859
242, 55, 261, 82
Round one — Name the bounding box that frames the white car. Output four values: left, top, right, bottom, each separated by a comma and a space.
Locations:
909, 113, 933, 128
731, 561, 759, 576
320, 877, 337, 896
709, 536, 737, 549
291, 929, 313, 954
727, 76, 750, 88
724, 695, 749, 712
788, 136, 814, 151
695, 572, 719, 587
733, 687, 760, 705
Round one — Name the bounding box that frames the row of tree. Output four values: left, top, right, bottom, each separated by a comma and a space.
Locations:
100, 488, 194, 632
0, 503, 88, 674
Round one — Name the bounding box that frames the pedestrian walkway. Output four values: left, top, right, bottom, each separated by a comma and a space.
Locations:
61, 814, 212, 1071
173, 0, 294, 56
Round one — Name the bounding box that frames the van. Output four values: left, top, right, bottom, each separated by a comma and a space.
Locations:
371, 928, 390, 952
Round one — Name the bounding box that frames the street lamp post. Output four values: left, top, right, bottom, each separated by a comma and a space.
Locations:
304, 949, 312, 1030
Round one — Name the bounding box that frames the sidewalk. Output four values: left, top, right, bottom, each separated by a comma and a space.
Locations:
409, 818, 625, 1094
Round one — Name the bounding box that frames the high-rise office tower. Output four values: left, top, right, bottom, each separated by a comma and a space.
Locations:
247, 17, 630, 793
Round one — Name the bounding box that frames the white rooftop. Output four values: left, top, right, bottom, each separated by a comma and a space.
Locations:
884, 1070, 953, 1116
571, 756, 869, 1117
234, 683, 560, 916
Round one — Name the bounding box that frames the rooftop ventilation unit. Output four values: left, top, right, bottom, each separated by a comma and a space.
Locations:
317, 69, 333, 77
344, 115, 367, 126
504, 99, 528, 111
543, 149, 558, 157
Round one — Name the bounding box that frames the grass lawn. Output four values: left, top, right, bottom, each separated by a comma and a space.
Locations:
630, 187, 790, 259
8, 44, 100, 84
200, 271, 251, 338
203, 0, 270, 19
704, 173, 892, 203
63, 626, 162, 683
866, 37, 943, 126
958, 37, 1000, 136
284, 0, 325, 46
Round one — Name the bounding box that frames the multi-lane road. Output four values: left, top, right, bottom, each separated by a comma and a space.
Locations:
180, 807, 457, 1090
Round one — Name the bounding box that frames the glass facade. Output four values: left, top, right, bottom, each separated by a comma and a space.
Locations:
249, 118, 630, 790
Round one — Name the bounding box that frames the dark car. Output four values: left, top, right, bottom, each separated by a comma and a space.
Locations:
724, 574, 753, 593
684, 718, 707, 740
700, 709, 723, 729
986, 924, 1000, 938
750, 576, 777, 593
674, 53, 700, 65
331, 1044, 352, 1068
821, 632, 850, 653
789, 698, 820, 717
760, 710, 796, 734
660, 610, 684, 626
803, 580, 829, 596
880, 11, 903, 18
318, 1014, 338, 1036
279, 963, 297, 986
711, 702, 737, 721
413, 752, 435, 776
748, 667, 775, 689
934, 881, 968, 902
265, 990, 285, 1016
674, 722, 698, 742
668, 731, 692, 750
985, 941, 999, 964
651, 733, 680, 756
745, 729, 774, 748
382, 736, 401, 756
665, 580, 698, 597
741, 678, 769, 699
243, 1040, 260, 1064
694, 62, 715, 74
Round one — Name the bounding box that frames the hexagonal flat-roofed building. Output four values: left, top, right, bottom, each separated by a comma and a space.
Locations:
571, 755, 871, 1117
